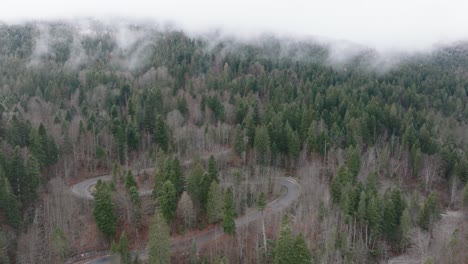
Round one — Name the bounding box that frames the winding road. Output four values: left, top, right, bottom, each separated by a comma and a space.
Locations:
68, 151, 301, 264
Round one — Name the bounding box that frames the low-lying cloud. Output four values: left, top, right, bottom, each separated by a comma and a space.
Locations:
2, 0, 468, 53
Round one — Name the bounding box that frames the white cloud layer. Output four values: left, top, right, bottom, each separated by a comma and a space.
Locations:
2, 0, 468, 51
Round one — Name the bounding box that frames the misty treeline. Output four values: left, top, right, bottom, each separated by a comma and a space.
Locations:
0, 20, 466, 263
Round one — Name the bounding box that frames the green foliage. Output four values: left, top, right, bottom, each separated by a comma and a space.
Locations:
347, 146, 361, 179
232, 125, 245, 156
463, 182, 468, 209
154, 115, 170, 152
418, 192, 441, 231
147, 210, 170, 264
207, 180, 223, 223
0, 231, 9, 264
159, 180, 177, 222
117, 232, 131, 264
257, 192, 266, 212
207, 155, 219, 183
254, 126, 271, 165
125, 171, 137, 190
399, 208, 412, 251
50, 228, 69, 260
222, 188, 236, 235
128, 186, 142, 225
92, 180, 116, 238
273, 216, 294, 264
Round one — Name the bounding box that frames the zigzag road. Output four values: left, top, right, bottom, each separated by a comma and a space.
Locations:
68, 151, 301, 264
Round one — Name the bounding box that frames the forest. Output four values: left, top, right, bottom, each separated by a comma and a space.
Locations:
0, 20, 466, 264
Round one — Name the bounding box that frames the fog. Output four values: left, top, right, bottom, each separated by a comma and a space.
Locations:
2, 0, 468, 52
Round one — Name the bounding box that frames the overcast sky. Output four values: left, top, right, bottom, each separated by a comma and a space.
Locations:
2, 0, 468, 51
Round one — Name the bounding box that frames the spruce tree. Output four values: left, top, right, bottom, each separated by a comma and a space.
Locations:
118, 232, 131, 264
222, 188, 236, 235
207, 155, 219, 183
0, 231, 9, 264
399, 208, 411, 251
93, 180, 116, 238
292, 234, 312, 264
232, 125, 245, 156
154, 115, 169, 152
274, 216, 294, 264
254, 126, 271, 165
160, 180, 177, 222
207, 180, 223, 223
147, 210, 170, 264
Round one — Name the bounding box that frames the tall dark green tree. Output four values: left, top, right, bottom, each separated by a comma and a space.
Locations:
154, 115, 170, 152
93, 180, 116, 238
147, 210, 170, 264
207, 155, 219, 183
222, 188, 236, 235
159, 180, 177, 222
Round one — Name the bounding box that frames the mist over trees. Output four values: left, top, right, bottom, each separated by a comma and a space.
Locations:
0, 20, 466, 263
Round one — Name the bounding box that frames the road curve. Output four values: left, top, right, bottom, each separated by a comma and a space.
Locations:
68, 177, 300, 264
70, 149, 232, 200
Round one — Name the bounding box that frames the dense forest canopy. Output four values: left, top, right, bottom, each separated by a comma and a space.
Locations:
0, 20, 467, 263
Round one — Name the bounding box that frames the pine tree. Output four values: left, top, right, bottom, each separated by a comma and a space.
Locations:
418, 192, 441, 231
147, 210, 170, 264
292, 234, 312, 264
399, 208, 411, 251
254, 126, 271, 165
232, 125, 245, 156
207, 180, 223, 223
347, 145, 361, 179
50, 228, 69, 261
160, 180, 177, 222
168, 158, 184, 198
154, 115, 169, 152
0, 172, 20, 228
0, 231, 9, 264
128, 186, 142, 225
273, 216, 294, 264
118, 232, 131, 264
93, 180, 116, 238
207, 155, 219, 183
257, 192, 267, 252
125, 170, 137, 190
186, 163, 204, 207
222, 188, 236, 235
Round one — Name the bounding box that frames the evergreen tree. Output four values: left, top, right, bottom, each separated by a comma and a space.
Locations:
93, 180, 116, 238
23, 155, 40, 205
418, 192, 441, 231
0, 231, 9, 264
128, 186, 142, 225
257, 192, 267, 252
273, 216, 294, 264
186, 163, 204, 207
207, 155, 219, 183
147, 210, 170, 264
232, 125, 245, 156
118, 232, 131, 264
207, 180, 223, 223
168, 158, 184, 198
399, 208, 412, 251
50, 228, 69, 261
154, 115, 170, 152
222, 188, 236, 235
125, 171, 137, 190
347, 145, 361, 179
292, 234, 312, 264
159, 180, 177, 222
254, 126, 271, 165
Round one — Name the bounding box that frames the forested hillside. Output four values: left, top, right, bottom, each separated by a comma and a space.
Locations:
0, 20, 466, 264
